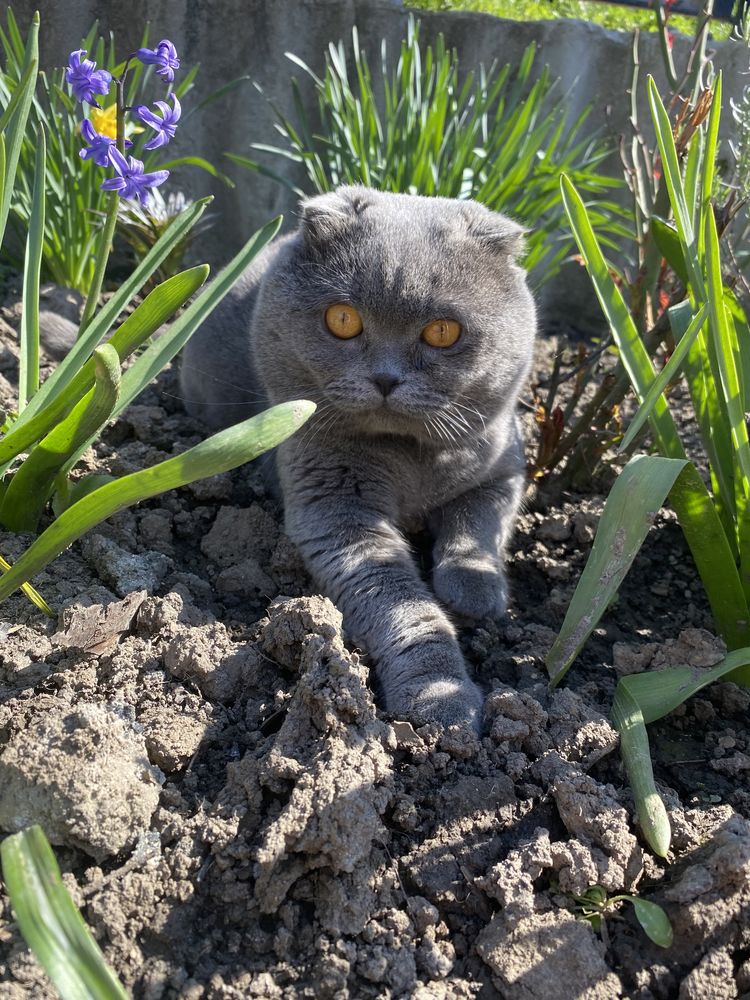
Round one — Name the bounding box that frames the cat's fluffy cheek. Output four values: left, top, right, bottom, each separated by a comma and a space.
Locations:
432, 557, 508, 621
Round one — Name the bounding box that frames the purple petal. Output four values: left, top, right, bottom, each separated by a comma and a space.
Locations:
100, 177, 125, 191
108, 147, 130, 176
143, 132, 168, 151
141, 169, 170, 187
135, 47, 160, 65
133, 105, 162, 129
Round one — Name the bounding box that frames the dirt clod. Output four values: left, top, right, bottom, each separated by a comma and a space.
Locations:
0, 702, 163, 860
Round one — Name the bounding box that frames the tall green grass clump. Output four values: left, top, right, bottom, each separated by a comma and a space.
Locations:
230, 16, 628, 285
547, 70, 750, 857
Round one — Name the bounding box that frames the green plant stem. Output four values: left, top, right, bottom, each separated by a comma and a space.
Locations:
78, 192, 119, 337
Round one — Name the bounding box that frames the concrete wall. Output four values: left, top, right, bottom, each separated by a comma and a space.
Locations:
11, 1, 750, 322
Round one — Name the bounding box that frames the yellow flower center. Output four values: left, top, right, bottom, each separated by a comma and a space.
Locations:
89, 103, 118, 139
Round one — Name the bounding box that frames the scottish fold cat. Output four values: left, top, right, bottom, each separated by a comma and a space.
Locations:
180, 186, 536, 730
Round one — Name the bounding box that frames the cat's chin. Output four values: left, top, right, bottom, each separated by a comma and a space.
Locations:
333, 402, 428, 436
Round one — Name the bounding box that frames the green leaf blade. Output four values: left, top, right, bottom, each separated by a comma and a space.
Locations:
0, 265, 210, 473
559, 174, 683, 460
628, 897, 674, 948
18, 125, 45, 411
1, 825, 129, 1000
546, 456, 749, 685
0, 400, 316, 604
0, 345, 121, 533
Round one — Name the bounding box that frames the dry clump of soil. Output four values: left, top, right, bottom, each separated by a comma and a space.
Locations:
0, 319, 749, 998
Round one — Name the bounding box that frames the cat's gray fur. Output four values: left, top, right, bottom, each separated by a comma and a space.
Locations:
180, 186, 536, 730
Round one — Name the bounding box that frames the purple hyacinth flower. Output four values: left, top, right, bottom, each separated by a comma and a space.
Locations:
66, 49, 112, 107
79, 119, 132, 168
133, 95, 181, 150
135, 39, 180, 83
100, 148, 169, 205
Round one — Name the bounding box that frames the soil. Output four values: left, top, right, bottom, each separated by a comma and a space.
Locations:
0, 300, 749, 1000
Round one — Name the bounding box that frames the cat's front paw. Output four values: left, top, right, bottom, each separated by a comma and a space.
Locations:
432, 557, 508, 621
385, 671, 484, 733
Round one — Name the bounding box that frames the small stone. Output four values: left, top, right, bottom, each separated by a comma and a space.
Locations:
537, 513, 572, 542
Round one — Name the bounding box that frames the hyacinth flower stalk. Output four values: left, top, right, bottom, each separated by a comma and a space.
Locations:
68, 41, 180, 334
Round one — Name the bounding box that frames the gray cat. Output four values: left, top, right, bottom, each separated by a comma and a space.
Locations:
180, 186, 536, 730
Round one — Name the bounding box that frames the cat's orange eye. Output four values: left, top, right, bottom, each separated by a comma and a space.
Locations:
421, 319, 461, 348
325, 303, 363, 339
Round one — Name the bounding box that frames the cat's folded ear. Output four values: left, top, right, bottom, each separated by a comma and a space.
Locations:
298, 187, 371, 250
462, 203, 527, 260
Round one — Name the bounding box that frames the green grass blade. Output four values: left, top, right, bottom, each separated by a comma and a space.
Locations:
704, 208, 750, 487
611, 685, 671, 857
546, 456, 749, 685
0, 345, 121, 533
0, 400, 315, 603
620, 303, 709, 453
0, 554, 53, 617
15, 198, 212, 427
0, 266, 209, 472
155, 155, 235, 188
1, 825, 128, 1000
647, 76, 702, 294
18, 126, 45, 412
0, 11, 37, 248
560, 174, 683, 459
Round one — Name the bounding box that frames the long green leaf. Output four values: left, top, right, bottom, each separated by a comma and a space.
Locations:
619, 303, 709, 452
704, 208, 750, 488
613, 646, 750, 855
0, 400, 315, 603
0, 265, 209, 472
0, 57, 36, 133
156, 155, 235, 187
546, 455, 750, 685
650, 216, 688, 286
560, 174, 683, 459
1, 825, 128, 1000
611, 685, 671, 857
647, 76, 702, 294
18, 125, 45, 411
0, 10, 38, 247
0, 346, 120, 533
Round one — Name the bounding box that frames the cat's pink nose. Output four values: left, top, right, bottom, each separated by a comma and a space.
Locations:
372, 374, 400, 397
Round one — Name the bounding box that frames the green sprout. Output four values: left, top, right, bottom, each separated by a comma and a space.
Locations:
574, 885, 674, 949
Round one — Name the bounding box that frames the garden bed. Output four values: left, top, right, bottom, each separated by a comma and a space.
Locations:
0, 312, 749, 999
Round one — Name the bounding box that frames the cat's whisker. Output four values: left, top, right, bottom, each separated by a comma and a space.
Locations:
432, 413, 458, 447
444, 403, 491, 447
